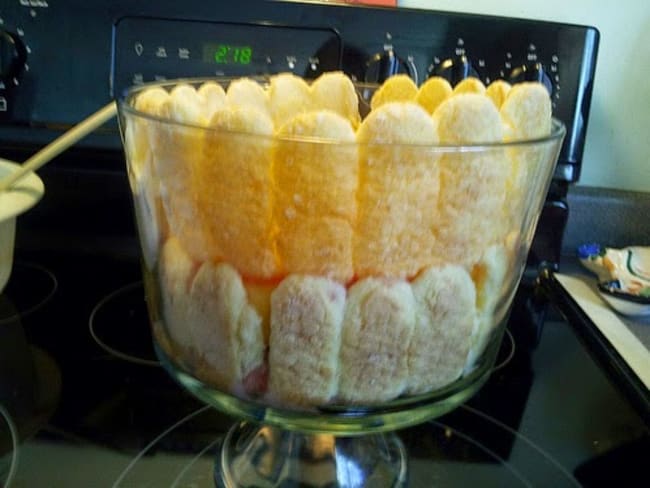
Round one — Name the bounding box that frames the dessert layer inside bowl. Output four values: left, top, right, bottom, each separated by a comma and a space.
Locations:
119, 72, 562, 409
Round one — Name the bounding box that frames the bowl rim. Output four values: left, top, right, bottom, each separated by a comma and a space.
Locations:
117, 76, 566, 150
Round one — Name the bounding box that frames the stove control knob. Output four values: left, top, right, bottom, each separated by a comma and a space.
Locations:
508, 62, 552, 94
0, 29, 28, 85
431, 55, 478, 85
364, 50, 413, 83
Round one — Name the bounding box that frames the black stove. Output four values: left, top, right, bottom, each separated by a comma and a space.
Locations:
0, 1, 647, 486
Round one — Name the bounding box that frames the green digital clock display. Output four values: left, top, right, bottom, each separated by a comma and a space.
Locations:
203, 43, 253, 65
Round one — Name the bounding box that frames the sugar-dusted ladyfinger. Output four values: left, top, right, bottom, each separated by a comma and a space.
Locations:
274, 110, 358, 283
339, 277, 416, 403
355, 101, 440, 278
200, 105, 278, 278
268, 274, 346, 406
407, 264, 477, 394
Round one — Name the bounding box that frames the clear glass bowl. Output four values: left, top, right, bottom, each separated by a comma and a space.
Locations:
117, 76, 565, 486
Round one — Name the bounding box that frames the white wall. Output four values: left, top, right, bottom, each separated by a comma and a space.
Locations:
400, 0, 650, 193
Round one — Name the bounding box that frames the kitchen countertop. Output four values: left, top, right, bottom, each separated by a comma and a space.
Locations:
551, 184, 650, 424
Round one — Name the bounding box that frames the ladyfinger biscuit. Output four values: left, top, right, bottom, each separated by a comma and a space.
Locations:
355, 102, 440, 279
466, 244, 510, 371
268, 73, 313, 127
189, 261, 264, 393
433, 93, 503, 144
128, 86, 169, 178
452, 77, 486, 95
415, 76, 452, 114
268, 275, 346, 406
370, 74, 418, 110
134, 86, 169, 114
407, 264, 477, 394
274, 110, 357, 283
226, 77, 270, 116
200, 106, 278, 278
130, 167, 167, 271
339, 278, 416, 403
310, 71, 361, 128
433, 94, 508, 266
160, 83, 211, 126
486, 80, 512, 109
243, 280, 274, 344
500, 82, 553, 233
198, 81, 227, 119
158, 237, 197, 356
125, 87, 170, 269
132, 87, 169, 149
154, 84, 214, 261
500, 82, 552, 140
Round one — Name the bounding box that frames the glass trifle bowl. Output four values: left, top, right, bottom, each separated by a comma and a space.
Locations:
117, 73, 565, 487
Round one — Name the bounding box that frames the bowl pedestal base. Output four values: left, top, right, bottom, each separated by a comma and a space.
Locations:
214, 421, 408, 487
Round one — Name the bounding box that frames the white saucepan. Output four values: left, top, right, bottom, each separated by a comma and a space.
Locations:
0, 160, 43, 293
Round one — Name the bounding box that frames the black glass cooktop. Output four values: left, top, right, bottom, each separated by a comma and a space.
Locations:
1, 246, 647, 487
